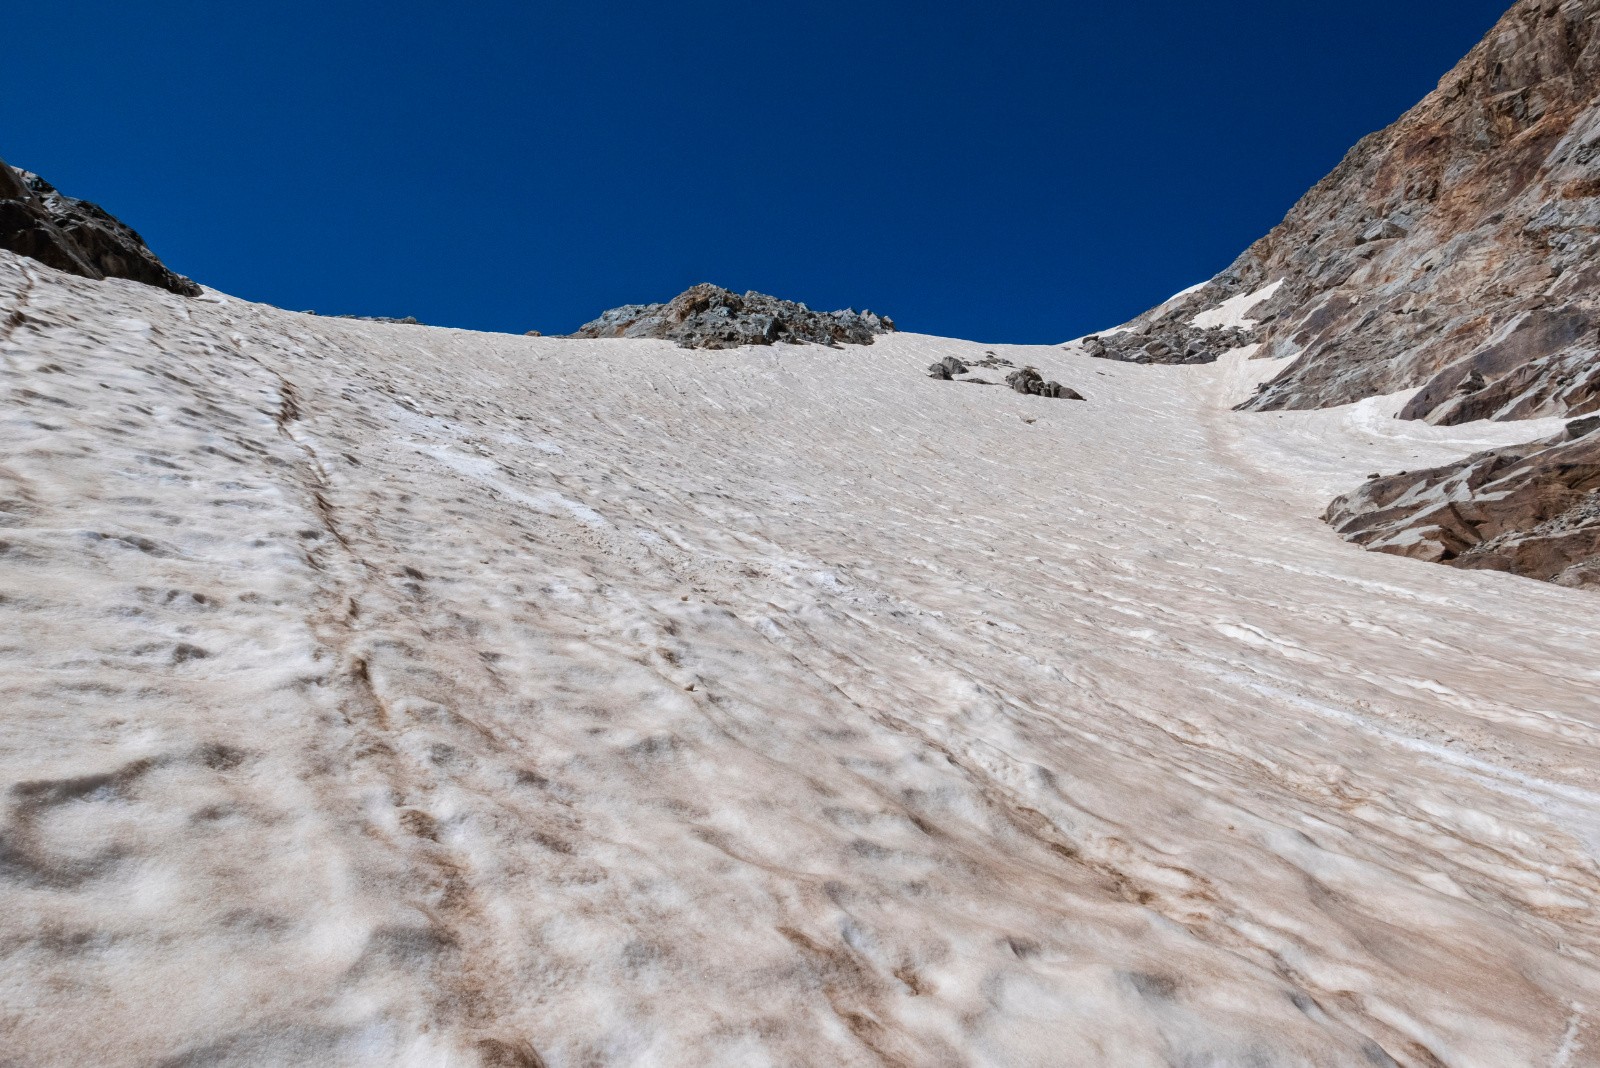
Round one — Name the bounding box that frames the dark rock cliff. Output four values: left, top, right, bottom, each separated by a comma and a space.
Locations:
0, 155, 200, 297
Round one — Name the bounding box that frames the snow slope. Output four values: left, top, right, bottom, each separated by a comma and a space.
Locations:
1, 251, 1597, 1067
1189, 280, 1284, 332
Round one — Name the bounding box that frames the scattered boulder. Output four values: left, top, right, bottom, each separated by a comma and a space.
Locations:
1005, 367, 1084, 400
571, 284, 895, 349
1006, 368, 1040, 393
972, 351, 1016, 369
525, 330, 543, 337
1324, 420, 1600, 590
0, 154, 199, 296
923, 352, 1078, 399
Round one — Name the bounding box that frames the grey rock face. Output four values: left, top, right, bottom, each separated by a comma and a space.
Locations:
1324, 422, 1600, 589
928, 356, 969, 380
1094, 0, 1600, 427
571, 284, 895, 349
0, 155, 200, 296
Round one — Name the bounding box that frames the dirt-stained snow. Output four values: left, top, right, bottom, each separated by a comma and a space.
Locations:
1, 251, 1597, 1067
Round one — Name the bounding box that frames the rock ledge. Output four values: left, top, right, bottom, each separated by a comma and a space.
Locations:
1324, 420, 1600, 589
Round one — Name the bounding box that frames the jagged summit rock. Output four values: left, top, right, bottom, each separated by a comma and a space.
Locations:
570, 283, 895, 349
0, 155, 200, 296
1089, 0, 1600, 427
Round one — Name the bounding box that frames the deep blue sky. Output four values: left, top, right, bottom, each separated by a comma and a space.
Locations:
6, 1, 1510, 342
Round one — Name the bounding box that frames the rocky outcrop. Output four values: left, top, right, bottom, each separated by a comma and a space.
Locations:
1324, 418, 1600, 588
0, 156, 200, 296
1005, 367, 1084, 400
1093, 0, 1600, 427
926, 354, 1084, 398
1078, 315, 1263, 367
927, 356, 969, 380
970, 351, 1016, 371
572, 284, 894, 349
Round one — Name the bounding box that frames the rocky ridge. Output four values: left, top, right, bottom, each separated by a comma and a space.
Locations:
571, 283, 894, 349
0, 155, 200, 297
1240, 0, 1600, 427
1095, 0, 1600, 429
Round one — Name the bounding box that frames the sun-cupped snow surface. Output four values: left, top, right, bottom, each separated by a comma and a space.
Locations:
1, 250, 1597, 1068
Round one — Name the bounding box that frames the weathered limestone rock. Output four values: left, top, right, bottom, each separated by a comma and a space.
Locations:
571, 284, 894, 349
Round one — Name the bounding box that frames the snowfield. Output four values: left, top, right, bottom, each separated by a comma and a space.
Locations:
1189, 280, 1285, 332
1, 251, 1597, 1067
